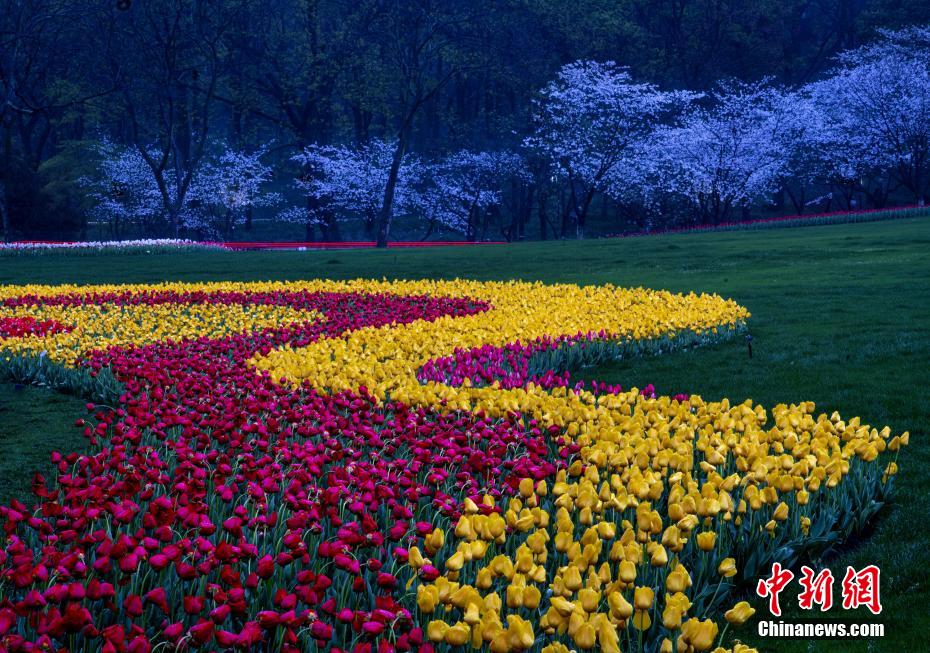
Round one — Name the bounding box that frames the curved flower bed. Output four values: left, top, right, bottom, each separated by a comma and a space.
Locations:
0, 280, 907, 653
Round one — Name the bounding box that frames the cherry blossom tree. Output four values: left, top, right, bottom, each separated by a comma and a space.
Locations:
651, 81, 795, 225
189, 146, 280, 239
418, 150, 529, 240
82, 139, 166, 238
806, 27, 930, 206
526, 60, 699, 238
85, 140, 280, 240
291, 140, 422, 237
750, 89, 829, 214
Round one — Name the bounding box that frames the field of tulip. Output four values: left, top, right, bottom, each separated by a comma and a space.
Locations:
0, 273, 909, 653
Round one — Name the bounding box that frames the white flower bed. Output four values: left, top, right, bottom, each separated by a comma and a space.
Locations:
0, 239, 223, 254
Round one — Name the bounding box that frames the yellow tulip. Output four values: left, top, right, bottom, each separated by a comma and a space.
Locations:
618, 560, 637, 583
408, 546, 426, 569
650, 544, 669, 566
563, 565, 583, 591
417, 585, 439, 613
425, 528, 445, 554
464, 602, 481, 625
665, 591, 692, 614
578, 588, 600, 613
541, 644, 570, 653
523, 586, 541, 609
725, 601, 756, 626
773, 501, 789, 521
445, 622, 471, 646
489, 631, 510, 653
666, 564, 692, 592
662, 605, 683, 630
608, 591, 633, 619
446, 551, 465, 571
633, 586, 655, 610
717, 557, 737, 578
455, 516, 475, 540
506, 615, 535, 650
550, 596, 575, 617
681, 618, 719, 651
427, 620, 449, 642
632, 609, 652, 631
696, 531, 716, 552
574, 622, 597, 649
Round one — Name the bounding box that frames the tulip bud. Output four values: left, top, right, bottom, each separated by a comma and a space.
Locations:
696, 531, 716, 552
445, 621, 470, 646
717, 557, 737, 578
633, 586, 654, 610
725, 601, 756, 626
618, 560, 637, 583
427, 620, 449, 642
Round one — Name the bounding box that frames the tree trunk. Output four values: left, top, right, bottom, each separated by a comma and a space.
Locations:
305, 195, 317, 242
421, 220, 436, 241
538, 190, 548, 241
320, 210, 342, 241
560, 198, 572, 239
1, 125, 11, 242
575, 188, 596, 239
517, 184, 533, 241
0, 182, 9, 243
376, 134, 407, 248
786, 186, 806, 214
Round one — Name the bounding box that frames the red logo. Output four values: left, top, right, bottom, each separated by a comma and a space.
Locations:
756, 563, 882, 615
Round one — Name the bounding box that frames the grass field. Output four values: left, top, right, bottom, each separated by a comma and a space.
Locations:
0, 216, 926, 652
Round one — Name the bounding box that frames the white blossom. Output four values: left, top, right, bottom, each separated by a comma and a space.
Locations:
418, 150, 529, 234
291, 140, 421, 227
526, 60, 698, 234
650, 81, 794, 223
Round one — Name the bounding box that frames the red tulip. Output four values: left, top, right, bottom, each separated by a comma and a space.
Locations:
123, 594, 143, 618
143, 588, 169, 614
189, 620, 215, 645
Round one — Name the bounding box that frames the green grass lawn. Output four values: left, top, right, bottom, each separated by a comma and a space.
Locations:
0, 382, 88, 505
0, 216, 927, 652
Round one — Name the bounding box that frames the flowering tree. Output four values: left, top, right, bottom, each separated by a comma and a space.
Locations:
418, 150, 529, 239
85, 141, 280, 239
651, 81, 795, 225
82, 140, 166, 238
526, 61, 698, 237
773, 91, 830, 213
189, 147, 280, 238
291, 140, 421, 237
806, 27, 930, 206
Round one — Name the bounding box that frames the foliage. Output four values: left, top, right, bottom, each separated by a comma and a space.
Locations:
525, 61, 699, 236
6, 1, 930, 241
650, 81, 798, 224
290, 140, 422, 233
805, 27, 930, 204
